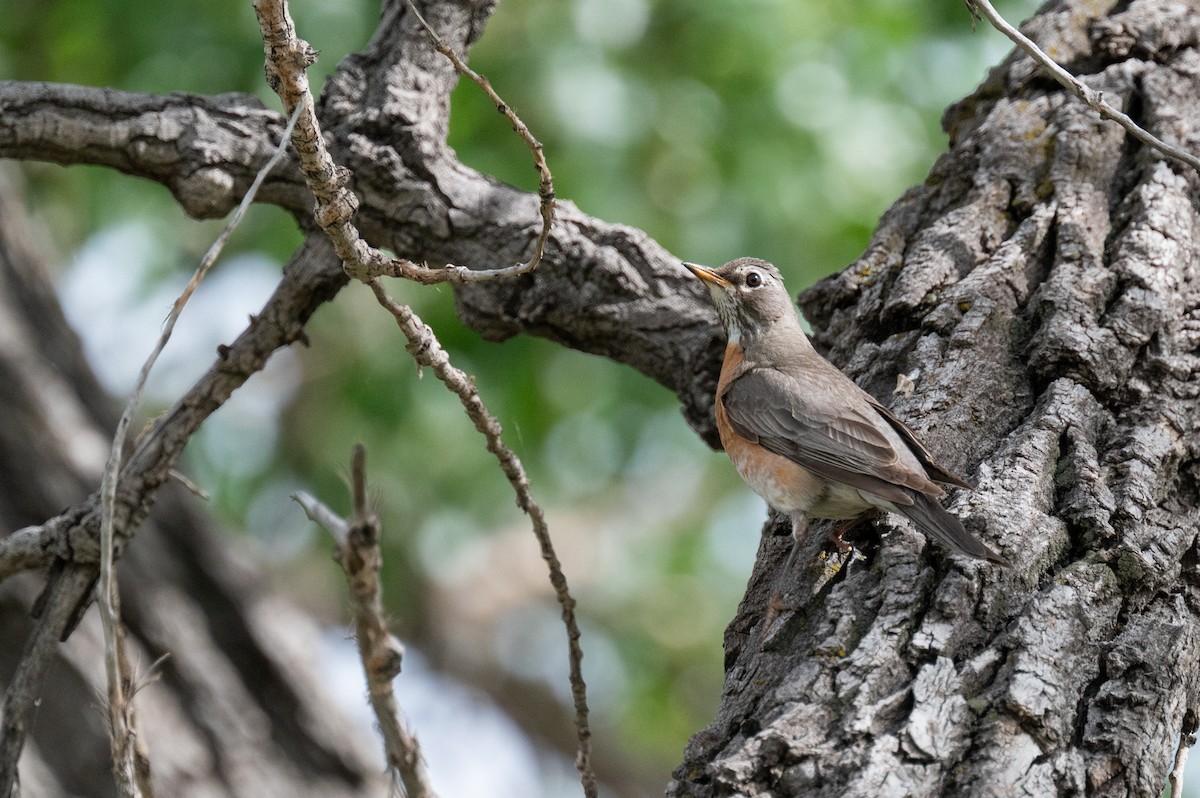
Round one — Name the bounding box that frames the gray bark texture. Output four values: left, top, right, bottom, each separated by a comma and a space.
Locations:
669, 1, 1200, 796
0, 0, 1196, 796
0, 176, 385, 797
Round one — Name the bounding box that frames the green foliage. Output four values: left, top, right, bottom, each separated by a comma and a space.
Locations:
2, 0, 1036, 781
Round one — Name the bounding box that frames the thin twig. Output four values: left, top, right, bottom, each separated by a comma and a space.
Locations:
403, 0, 555, 276
293, 493, 350, 543
967, 0, 1200, 174
92, 100, 302, 798
252, 0, 554, 286
366, 279, 597, 798
293, 446, 435, 798
1169, 728, 1196, 798
254, 0, 589, 791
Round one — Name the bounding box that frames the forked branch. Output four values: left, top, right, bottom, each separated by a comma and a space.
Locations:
294, 445, 435, 798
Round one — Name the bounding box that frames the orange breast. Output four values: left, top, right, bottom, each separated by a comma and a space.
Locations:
714, 342, 870, 519
716, 397, 821, 513
715, 343, 823, 513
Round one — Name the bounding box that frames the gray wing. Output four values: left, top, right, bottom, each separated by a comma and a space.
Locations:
865, 396, 973, 490
722, 366, 1006, 564
720, 367, 937, 506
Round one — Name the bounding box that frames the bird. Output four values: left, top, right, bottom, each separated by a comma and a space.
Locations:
684, 257, 1006, 566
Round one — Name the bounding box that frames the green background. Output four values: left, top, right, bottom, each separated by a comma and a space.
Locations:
1, 0, 1038, 787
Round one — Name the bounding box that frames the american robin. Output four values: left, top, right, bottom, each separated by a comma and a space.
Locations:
684, 257, 1006, 565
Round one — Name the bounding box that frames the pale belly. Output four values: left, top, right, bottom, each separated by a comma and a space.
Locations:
718, 411, 873, 520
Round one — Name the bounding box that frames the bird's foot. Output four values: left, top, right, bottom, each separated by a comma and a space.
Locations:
825, 521, 855, 556
821, 511, 883, 560
762, 591, 794, 632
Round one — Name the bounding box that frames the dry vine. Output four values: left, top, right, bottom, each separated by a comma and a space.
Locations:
252, 0, 595, 794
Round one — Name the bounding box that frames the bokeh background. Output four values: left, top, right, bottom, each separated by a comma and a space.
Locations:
1, 0, 1060, 794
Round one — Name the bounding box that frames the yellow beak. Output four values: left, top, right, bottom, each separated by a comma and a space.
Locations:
683, 262, 732, 288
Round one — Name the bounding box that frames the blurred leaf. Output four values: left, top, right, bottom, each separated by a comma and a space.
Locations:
4, 0, 1038, 780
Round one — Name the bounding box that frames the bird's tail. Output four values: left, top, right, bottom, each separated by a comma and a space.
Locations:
900, 491, 1008, 566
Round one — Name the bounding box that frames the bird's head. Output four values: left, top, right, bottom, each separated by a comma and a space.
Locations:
683, 257, 798, 345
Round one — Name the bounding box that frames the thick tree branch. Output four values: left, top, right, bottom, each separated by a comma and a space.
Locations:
0, 66, 723, 440
0, 82, 309, 219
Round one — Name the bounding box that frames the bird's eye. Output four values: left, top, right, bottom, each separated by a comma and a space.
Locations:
745, 271, 763, 288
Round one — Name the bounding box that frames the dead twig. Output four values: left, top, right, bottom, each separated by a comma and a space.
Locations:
254, 2, 591, 793
1169, 724, 1196, 798
967, 0, 1200, 174
252, 0, 554, 286
0, 525, 51, 582
88, 99, 303, 798
366, 280, 596, 798
294, 445, 435, 798
404, 0, 554, 277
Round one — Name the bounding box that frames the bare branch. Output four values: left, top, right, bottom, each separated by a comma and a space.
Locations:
365, 279, 597, 798
967, 0, 1200, 173
0, 525, 52, 581
0, 237, 345, 589
296, 446, 435, 798
0, 231, 347, 798
293, 492, 350, 543
0, 564, 97, 798
91, 101, 303, 798
1170, 728, 1196, 798
0, 82, 309, 219
251, 0, 553, 286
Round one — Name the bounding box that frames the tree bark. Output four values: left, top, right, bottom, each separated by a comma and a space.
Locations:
0, 0, 1197, 796
0, 172, 384, 797
669, 1, 1200, 796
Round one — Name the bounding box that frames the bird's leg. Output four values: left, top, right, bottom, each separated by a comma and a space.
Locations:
825, 520, 855, 555
824, 509, 883, 559
782, 512, 809, 573
764, 513, 809, 628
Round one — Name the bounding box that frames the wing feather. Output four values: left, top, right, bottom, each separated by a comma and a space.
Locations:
720, 367, 937, 502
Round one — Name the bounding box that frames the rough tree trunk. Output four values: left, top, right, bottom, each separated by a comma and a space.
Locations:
0, 0, 1197, 796
669, 1, 1200, 796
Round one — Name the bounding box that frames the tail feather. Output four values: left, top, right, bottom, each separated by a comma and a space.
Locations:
899, 491, 1008, 566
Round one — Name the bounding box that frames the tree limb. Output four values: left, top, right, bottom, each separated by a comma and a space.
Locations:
295, 446, 436, 798
968, 0, 1200, 174
0, 71, 723, 440
0, 81, 310, 219
0, 234, 348, 796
